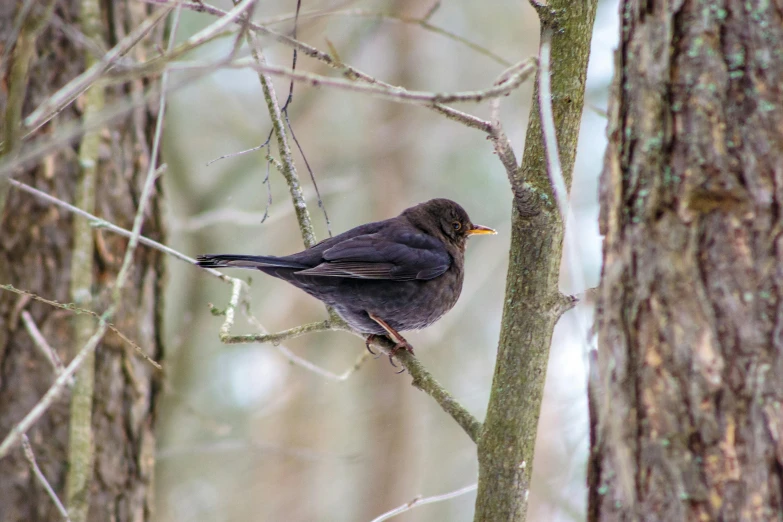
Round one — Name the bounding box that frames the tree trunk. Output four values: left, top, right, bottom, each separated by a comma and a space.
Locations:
593, 1, 783, 520
0, 2, 165, 521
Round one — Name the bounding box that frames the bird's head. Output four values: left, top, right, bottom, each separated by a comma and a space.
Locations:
403, 198, 496, 250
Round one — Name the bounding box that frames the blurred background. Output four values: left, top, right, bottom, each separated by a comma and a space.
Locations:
157, 0, 617, 520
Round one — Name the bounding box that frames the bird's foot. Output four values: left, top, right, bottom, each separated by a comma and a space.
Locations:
365, 334, 381, 359
387, 339, 414, 370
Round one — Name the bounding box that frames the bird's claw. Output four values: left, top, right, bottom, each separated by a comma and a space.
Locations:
387, 340, 414, 372
365, 335, 378, 355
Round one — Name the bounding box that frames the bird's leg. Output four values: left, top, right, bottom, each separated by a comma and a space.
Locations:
368, 313, 414, 368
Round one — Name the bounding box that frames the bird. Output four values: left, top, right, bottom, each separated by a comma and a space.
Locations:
196, 198, 496, 363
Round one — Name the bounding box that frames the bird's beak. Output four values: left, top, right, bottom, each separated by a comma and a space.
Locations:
467, 224, 497, 236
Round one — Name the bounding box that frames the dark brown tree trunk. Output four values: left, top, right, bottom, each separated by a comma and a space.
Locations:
592, 1, 783, 520
0, 2, 165, 521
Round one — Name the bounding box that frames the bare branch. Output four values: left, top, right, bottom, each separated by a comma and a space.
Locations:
0, 311, 112, 459
22, 6, 172, 136
367, 335, 483, 444
0, 0, 58, 216
370, 483, 478, 522
207, 277, 478, 431
240, 301, 371, 381
165, 56, 537, 106
143, 0, 497, 133
22, 435, 72, 522
537, 29, 567, 217
2, 285, 161, 370
174, 177, 352, 232
21, 311, 68, 379
248, 35, 317, 248
221, 319, 338, 345
7, 179, 232, 284
279, 8, 510, 67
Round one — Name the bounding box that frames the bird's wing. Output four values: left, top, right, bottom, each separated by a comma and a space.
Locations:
295, 232, 451, 281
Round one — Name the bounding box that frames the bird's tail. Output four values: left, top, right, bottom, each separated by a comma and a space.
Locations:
196, 254, 307, 270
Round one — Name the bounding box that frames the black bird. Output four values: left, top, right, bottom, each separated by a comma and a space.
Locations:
197, 198, 495, 360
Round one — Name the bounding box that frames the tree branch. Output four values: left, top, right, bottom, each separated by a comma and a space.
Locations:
370, 482, 478, 522
367, 335, 483, 444
7, 178, 231, 284
256, 7, 511, 67
154, 55, 537, 107
21, 311, 69, 380
2, 284, 161, 370
144, 0, 498, 133
22, 435, 72, 522
248, 36, 316, 248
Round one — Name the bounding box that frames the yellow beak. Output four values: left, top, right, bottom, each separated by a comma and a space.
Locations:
467, 224, 497, 236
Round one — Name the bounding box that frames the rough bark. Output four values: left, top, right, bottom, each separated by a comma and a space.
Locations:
593, 0, 783, 520
0, 2, 165, 521
474, 2, 598, 521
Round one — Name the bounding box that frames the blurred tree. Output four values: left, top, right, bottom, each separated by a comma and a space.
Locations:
0, 1, 165, 521
593, 0, 783, 520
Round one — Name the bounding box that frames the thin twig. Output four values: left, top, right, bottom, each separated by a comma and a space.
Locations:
248, 34, 317, 248
537, 29, 591, 320
2, 285, 162, 370
221, 319, 339, 344
21, 311, 68, 378
205, 135, 271, 166
175, 177, 353, 232
0, 0, 37, 79
22, 6, 172, 136
22, 435, 72, 522
7, 178, 232, 284
537, 30, 567, 217
0, 311, 112, 459
210, 277, 368, 381
165, 56, 537, 106
143, 0, 496, 133
241, 301, 370, 381
369, 483, 478, 522
293, 8, 510, 67
0, 0, 58, 217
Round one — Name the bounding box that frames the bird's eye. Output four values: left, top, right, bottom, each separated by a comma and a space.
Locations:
452, 221, 462, 231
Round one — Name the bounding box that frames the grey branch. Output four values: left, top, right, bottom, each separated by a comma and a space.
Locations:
367, 335, 483, 444
0, 312, 112, 458
143, 0, 504, 133
248, 34, 317, 248
22, 435, 72, 522
369, 483, 478, 522
7, 179, 232, 284
166, 56, 537, 107
2, 284, 162, 371
21, 310, 69, 380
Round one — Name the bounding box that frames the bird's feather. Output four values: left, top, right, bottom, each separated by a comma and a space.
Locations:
195, 254, 308, 270
294, 232, 451, 281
